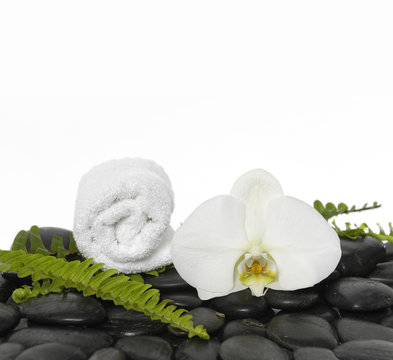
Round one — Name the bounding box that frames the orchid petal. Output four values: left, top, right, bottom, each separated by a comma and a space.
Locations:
261, 195, 341, 290
171, 195, 248, 294
230, 169, 283, 242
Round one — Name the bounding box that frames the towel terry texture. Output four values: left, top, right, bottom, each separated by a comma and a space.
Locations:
73, 158, 174, 273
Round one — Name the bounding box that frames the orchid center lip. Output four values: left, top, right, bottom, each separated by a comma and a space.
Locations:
237, 251, 277, 296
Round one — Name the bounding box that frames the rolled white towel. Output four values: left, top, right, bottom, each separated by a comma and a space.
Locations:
73, 157, 174, 273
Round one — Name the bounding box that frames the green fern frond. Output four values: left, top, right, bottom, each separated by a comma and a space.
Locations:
0, 250, 210, 340
332, 220, 393, 243
144, 264, 175, 276
11, 226, 80, 258
314, 200, 381, 221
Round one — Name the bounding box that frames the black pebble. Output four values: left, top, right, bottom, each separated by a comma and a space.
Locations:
0, 342, 25, 360
324, 277, 393, 311
207, 289, 271, 320
220, 318, 267, 341
160, 290, 203, 310
337, 236, 385, 277
0, 274, 16, 303
265, 287, 320, 311
143, 268, 194, 291
333, 339, 393, 360
334, 318, 393, 343
175, 338, 220, 360
219, 335, 290, 360
266, 313, 338, 350
367, 261, 393, 286
98, 305, 167, 338
19, 291, 106, 326
115, 336, 173, 360
0, 302, 20, 336
88, 347, 127, 360
293, 347, 338, 360
339, 307, 393, 323
15, 342, 87, 360
279, 302, 339, 323
6, 326, 113, 356
168, 307, 225, 337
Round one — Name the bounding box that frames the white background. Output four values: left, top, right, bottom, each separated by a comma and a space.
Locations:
0, 1, 392, 249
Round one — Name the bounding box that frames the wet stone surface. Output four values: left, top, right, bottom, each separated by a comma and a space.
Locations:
334, 318, 393, 343
367, 260, 393, 286
98, 305, 167, 338
293, 347, 339, 360
175, 338, 220, 360
19, 291, 106, 326
323, 277, 393, 311
160, 290, 203, 310
265, 287, 320, 311
219, 318, 267, 340
6, 326, 113, 356
0, 342, 26, 359
88, 347, 127, 360
219, 335, 290, 360
115, 336, 173, 360
143, 268, 194, 291
0, 302, 20, 336
3, 234, 393, 359
168, 307, 225, 337
15, 342, 87, 360
266, 313, 338, 350
207, 288, 271, 320
333, 340, 393, 360
337, 236, 386, 276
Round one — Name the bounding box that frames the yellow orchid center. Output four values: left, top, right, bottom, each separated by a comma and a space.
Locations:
238, 252, 277, 296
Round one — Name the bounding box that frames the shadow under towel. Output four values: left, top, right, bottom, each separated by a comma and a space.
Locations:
73, 157, 174, 273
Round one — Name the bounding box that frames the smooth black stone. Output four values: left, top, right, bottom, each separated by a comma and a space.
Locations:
0, 303, 20, 336
88, 347, 127, 360
25, 227, 73, 251
367, 261, 393, 286
160, 290, 203, 310
334, 340, 393, 360
337, 236, 385, 277
1, 273, 32, 287
324, 277, 393, 311
6, 326, 113, 355
279, 302, 339, 323
0, 275, 16, 303
13, 318, 29, 331
266, 313, 338, 350
384, 242, 393, 262
159, 331, 188, 349
19, 292, 106, 326
220, 318, 267, 340
98, 306, 167, 338
168, 307, 225, 337
15, 343, 87, 360
175, 338, 220, 360
115, 336, 173, 360
318, 270, 341, 285
334, 318, 393, 343
0, 342, 25, 360
143, 269, 194, 291
380, 314, 393, 328
265, 287, 320, 311
219, 335, 290, 360
207, 289, 271, 320
339, 307, 393, 323
293, 347, 338, 360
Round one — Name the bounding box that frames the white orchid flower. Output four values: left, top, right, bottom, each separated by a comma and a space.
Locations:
171, 169, 341, 300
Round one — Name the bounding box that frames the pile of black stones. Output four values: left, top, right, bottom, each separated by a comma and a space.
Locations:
2, 228, 393, 359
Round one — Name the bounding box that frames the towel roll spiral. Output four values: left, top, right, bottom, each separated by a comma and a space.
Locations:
73, 158, 174, 273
